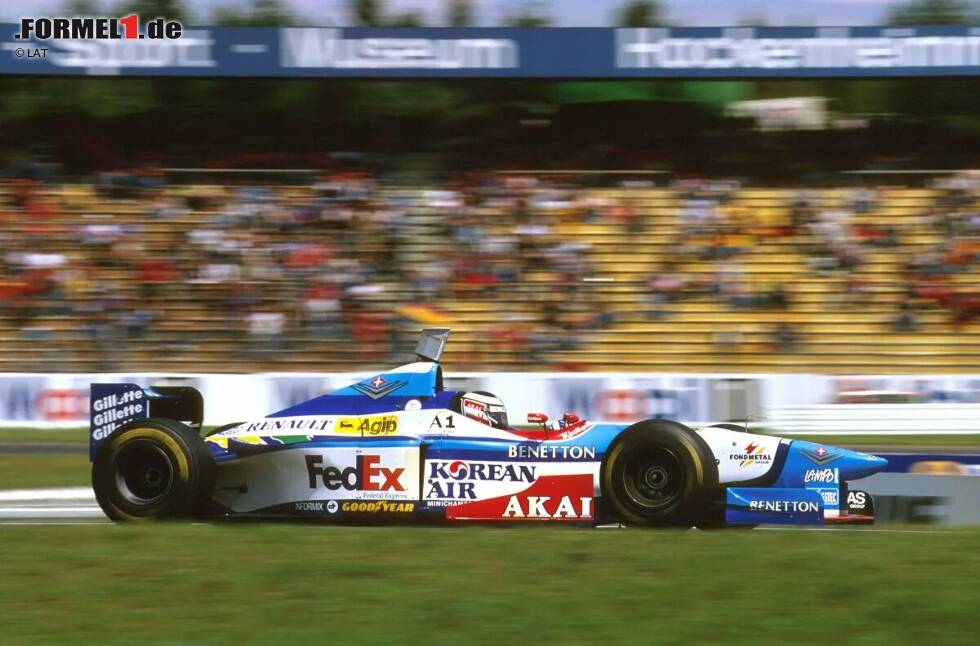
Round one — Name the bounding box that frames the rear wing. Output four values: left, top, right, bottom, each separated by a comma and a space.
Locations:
89, 383, 203, 461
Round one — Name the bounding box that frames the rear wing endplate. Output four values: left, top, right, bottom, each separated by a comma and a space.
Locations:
89, 384, 203, 461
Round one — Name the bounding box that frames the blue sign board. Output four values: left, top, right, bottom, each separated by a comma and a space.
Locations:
1, 25, 978, 78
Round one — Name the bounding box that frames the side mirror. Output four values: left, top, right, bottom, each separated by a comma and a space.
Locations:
527, 412, 549, 425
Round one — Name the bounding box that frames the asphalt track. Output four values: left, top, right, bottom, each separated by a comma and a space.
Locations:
0, 487, 105, 522
0, 443, 86, 454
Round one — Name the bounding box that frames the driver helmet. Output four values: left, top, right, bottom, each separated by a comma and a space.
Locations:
459, 391, 509, 429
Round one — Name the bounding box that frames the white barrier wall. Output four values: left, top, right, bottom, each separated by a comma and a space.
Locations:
0, 372, 978, 433
767, 404, 980, 434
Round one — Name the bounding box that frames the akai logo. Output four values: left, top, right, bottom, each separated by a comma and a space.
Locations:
501, 495, 592, 519
462, 399, 488, 415
446, 474, 594, 522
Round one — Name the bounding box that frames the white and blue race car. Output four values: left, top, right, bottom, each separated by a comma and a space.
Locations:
89, 329, 886, 526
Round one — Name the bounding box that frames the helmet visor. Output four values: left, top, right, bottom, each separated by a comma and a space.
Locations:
487, 409, 508, 430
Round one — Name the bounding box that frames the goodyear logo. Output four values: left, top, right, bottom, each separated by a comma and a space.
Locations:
337, 415, 398, 436
342, 501, 414, 513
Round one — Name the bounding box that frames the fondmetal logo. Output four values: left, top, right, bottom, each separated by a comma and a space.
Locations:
15, 15, 182, 41
730, 442, 772, 467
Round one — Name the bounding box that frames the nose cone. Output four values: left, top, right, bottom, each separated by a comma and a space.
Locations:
839, 450, 888, 480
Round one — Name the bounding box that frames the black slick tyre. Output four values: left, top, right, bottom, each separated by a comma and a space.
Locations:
602, 419, 719, 527
92, 418, 216, 521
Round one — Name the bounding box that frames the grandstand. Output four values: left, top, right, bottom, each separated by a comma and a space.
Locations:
0, 175, 977, 374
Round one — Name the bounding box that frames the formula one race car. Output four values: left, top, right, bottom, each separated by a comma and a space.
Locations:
89, 329, 886, 526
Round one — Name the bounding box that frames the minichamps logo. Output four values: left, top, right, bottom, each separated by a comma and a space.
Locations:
15, 15, 183, 41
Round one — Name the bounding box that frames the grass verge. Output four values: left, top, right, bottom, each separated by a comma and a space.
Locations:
0, 524, 977, 644
0, 428, 88, 444
0, 454, 90, 490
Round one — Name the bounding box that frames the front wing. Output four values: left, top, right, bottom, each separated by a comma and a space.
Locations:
725, 485, 877, 525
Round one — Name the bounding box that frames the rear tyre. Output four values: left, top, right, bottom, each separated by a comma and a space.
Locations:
602, 420, 719, 527
92, 418, 216, 521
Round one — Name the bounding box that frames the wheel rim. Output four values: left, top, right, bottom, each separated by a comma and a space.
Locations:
621, 446, 684, 512
112, 439, 176, 506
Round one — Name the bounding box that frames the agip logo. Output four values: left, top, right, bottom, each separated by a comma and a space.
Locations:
336, 415, 398, 436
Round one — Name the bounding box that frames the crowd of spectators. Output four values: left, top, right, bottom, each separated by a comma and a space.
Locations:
1, 167, 978, 370
0, 170, 632, 369
644, 171, 980, 353
905, 172, 980, 327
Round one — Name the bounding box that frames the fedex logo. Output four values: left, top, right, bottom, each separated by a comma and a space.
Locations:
305, 454, 404, 492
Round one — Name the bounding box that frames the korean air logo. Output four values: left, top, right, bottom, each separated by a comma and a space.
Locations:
428, 460, 536, 482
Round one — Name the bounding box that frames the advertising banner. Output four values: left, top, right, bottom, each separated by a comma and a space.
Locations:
1, 25, 978, 78
0, 372, 978, 432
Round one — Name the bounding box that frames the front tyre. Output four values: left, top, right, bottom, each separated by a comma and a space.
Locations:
602, 420, 719, 527
92, 418, 216, 521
